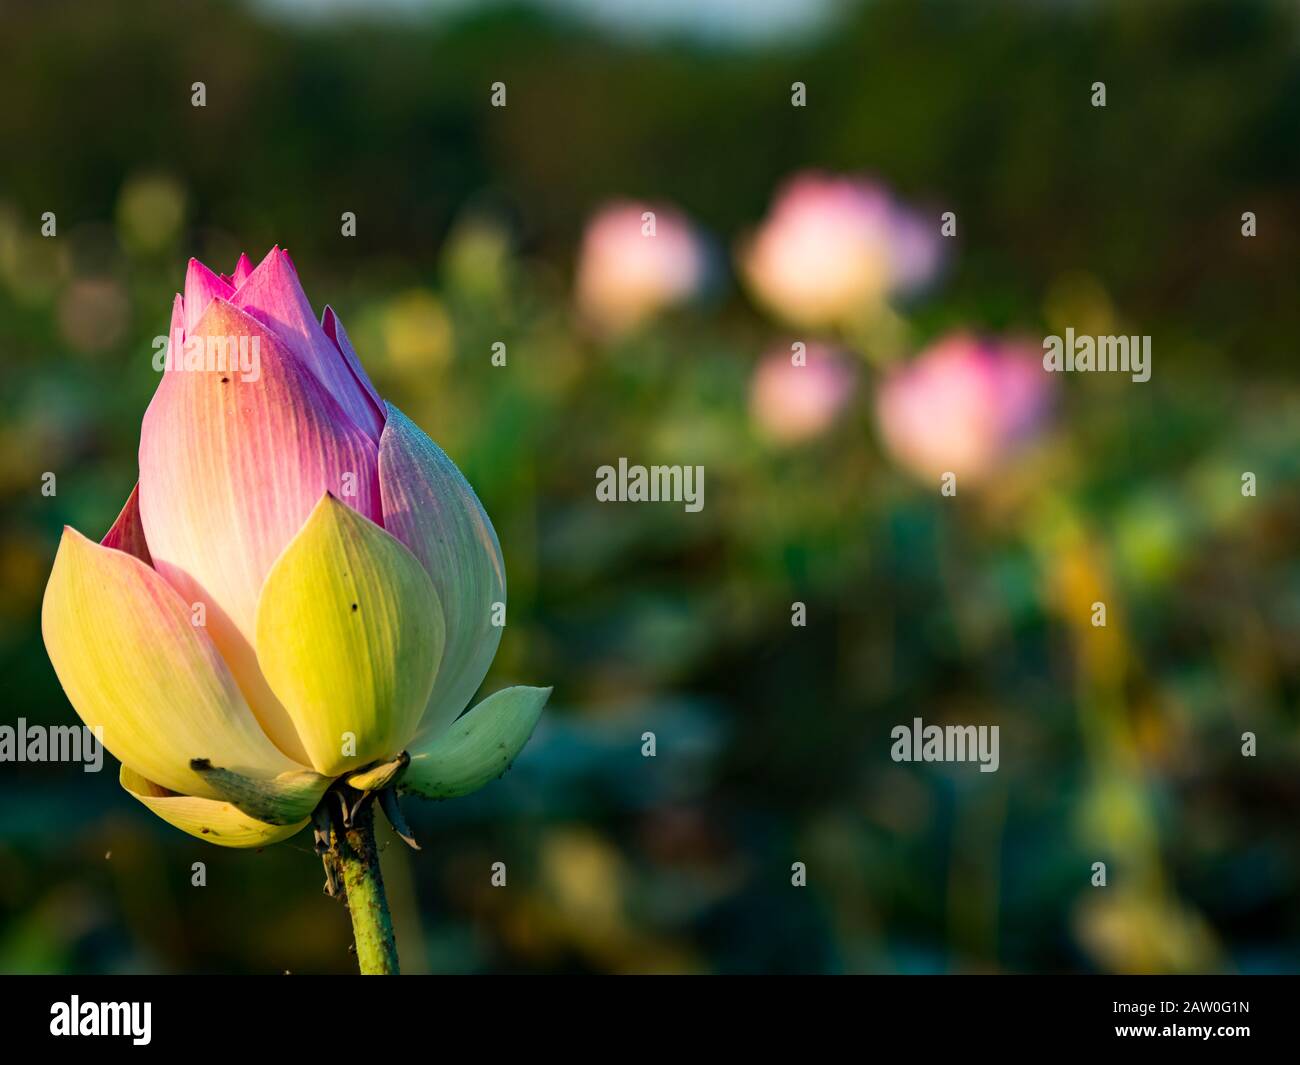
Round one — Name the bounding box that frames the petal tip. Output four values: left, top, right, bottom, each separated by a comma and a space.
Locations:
55, 523, 93, 553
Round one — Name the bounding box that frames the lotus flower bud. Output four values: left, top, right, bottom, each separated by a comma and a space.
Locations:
741, 172, 941, 328
41, 249, 549, 847
575, 201, 706, 333
750, 343, 857, 444
875, 333, 1052, 486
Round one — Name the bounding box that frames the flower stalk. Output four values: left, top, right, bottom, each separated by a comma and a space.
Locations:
327, 796, 399, 975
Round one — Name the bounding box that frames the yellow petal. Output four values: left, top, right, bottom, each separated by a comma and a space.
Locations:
41, 527, 313, 799
120, 766, 308, 849
401, 685, 550, 799
343, 752, 409, 793
255, 493, 444, 776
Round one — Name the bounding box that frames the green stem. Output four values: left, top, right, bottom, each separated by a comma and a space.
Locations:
334, 800, 400, 975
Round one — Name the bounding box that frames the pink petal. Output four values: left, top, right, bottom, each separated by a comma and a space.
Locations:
231, 248, 385, 440
162, 293, 184, 374
100, 483, 152, 565
138, 296, 382, 764
231, 252, 253, 288
322, 305, 385, 419
183, 258, 235, 336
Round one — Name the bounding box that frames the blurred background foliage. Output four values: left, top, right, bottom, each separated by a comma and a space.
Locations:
1, 0, 1298, 974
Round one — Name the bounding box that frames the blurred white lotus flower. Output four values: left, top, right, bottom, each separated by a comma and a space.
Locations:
875, 333, 1052, 486
741, 171, 941, 328
575, 201, 706, 333
750, 343, 857, 444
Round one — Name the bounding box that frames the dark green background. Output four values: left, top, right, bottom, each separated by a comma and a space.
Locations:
0, 0, 1297, 973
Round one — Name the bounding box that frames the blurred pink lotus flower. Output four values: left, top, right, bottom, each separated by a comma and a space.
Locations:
875, 333, 1052, 486
741, 172, 941, 327
750, 343, 857, 444
41, 248, 549, 850
575, 201, 706, 333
